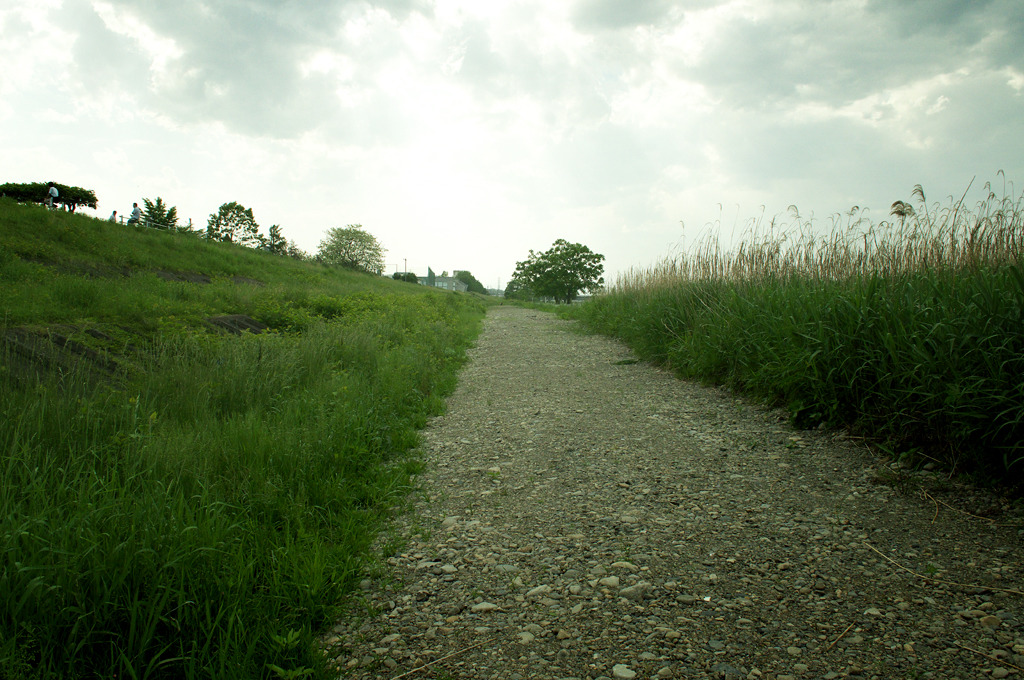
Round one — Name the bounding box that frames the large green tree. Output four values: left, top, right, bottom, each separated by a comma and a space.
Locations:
454, 270, 487, 295
142, 197, 178, 230
509, 239, 605, 304
206, 202, 259, 245
316, 224, 386, 274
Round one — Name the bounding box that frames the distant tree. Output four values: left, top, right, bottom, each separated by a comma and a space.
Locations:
0, 182, 97, 212
55, 184, 97, 213
174, 220, 201, 237
509, 239, 604, 304
503, 278, 533, 301
285, 239, 308, 260
392, 271, 420, 283
263, 224, 288, 255
454, 270, 487, 294
142, 197, 178, 230
237, 216, 261, 247
316, 224, 386, 274
207, 202, 259, 245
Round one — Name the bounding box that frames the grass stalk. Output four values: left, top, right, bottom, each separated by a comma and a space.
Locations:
569, 179, 1024, 484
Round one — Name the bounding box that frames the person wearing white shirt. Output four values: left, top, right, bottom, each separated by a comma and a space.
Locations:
127, 203, 142, 225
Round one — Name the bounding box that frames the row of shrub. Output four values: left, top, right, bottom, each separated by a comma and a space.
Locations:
0, 182, 98, 212
1, 201, 486, 679
569, 181, 1024, 484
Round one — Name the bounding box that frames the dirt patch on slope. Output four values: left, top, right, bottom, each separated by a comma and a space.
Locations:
3, 313, 268, 387
27, 258, 265, 287
206, 315, 269, 335
2, 326, 123, 385
154, 269, 212, 284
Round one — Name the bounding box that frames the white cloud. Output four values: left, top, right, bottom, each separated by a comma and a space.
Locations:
0, 4, 75, 97
2, 0, 1022, 289
1005, 67, 1024, 92
91, 1, 183, 79
927, 95, 951, 116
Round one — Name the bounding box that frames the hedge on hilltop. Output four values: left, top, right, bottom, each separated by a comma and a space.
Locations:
0, 181, 98, 212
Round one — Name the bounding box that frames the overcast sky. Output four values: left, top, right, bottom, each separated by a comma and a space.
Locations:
3, 0, 1023, 290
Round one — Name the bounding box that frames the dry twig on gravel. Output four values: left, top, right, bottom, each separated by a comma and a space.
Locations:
864, 542, 1024, 596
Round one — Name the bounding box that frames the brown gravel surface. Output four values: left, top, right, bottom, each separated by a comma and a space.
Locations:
327, 306, 1024, 680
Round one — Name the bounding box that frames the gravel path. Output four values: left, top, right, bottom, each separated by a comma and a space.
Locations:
327, 306, 1024, 680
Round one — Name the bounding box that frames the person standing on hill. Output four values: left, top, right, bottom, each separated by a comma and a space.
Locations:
127, 202, 141, 225
109, 210, 117, 222
46, 183, 58, 209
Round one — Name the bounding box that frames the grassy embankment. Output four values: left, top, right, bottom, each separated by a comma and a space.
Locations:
569, 182, 1024, 486
0, 198, 486, 679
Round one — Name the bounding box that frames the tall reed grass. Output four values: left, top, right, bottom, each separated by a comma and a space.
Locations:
571, 179, 1024, 483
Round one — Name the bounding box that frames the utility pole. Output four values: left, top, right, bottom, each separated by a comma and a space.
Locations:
404, 258, 407, 274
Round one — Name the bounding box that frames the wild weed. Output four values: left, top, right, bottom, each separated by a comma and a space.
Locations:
570, 178, 1024, 483
0, 199, 486, 678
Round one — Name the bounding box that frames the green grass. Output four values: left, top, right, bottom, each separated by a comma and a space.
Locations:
566, 180, 1024, 485
0, 199, 486, 679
